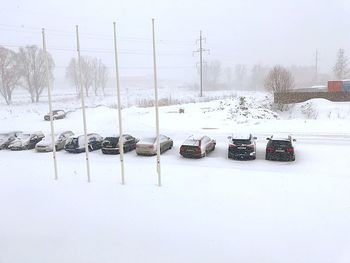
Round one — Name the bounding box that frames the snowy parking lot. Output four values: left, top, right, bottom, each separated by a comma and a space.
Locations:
1, 97, 350, 263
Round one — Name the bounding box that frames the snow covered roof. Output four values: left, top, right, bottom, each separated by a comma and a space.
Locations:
231, 134, 251, 140
270, 134, 292, 141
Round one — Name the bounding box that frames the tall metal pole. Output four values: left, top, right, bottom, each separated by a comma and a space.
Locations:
113, 22, 125, 185
42, 28, 58, 180
152, 18, 161, 187
199, 30, 203, 97
76, 25, 91, 183
315, 49, 318, 83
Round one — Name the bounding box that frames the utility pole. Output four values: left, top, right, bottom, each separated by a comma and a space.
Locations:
193, 31, 209, 97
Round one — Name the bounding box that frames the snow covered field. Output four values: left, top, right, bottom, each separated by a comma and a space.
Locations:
1, 94, 350, 263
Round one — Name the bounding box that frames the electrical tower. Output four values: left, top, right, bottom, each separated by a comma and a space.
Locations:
193, 31, 210, 97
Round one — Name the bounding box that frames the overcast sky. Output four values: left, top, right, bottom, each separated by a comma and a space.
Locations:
1, 0, 350, 81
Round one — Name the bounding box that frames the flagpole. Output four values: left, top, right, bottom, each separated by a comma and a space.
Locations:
152, 18, 161, 187
76, 25, 91, 182
113, 22, 125, 185
42, 28, 58, 180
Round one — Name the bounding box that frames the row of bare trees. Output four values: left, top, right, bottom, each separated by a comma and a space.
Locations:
65, 57, 109, 97
0, 45, 54, 105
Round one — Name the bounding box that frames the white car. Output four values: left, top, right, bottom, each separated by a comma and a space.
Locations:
35, 131, 74, 152
44, 110, 66, 121
136, 135, 173, 156
8, 132, 45, 151
0, 131, 22, 150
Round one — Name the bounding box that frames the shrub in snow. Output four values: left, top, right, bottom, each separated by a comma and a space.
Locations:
300, 101, 318, 119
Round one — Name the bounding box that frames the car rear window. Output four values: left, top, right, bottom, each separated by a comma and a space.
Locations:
271, 140, 291, 147
232, 139, 251, 144
105, 137, 118, 143
183, 139, 200, 146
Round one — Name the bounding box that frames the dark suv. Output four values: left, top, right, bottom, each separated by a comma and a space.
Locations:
228, 134, 257, 160
265, 135, 296, 161
102, 134, 139, 154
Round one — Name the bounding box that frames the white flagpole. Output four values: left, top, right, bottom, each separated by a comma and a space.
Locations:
75, 25, 91, 183
113, 22, 125, 185
152, 18, 161, 187
42, 28, 58, 180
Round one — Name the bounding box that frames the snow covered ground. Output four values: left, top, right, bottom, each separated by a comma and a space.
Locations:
1, 93, 350, 263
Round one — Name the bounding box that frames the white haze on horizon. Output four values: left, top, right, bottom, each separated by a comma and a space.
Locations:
1, 0, 349, 84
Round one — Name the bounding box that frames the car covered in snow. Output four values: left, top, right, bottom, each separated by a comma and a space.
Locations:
35, 131, 74, 152
44, 110, 66, 121
265, 135, 296, 161
228, 134, 257, 160
102, 134, 139, 155
8, 132, 45, 151
180, 135, 216, 158
136, 135, 173, 156
0, 131, 22, 150
64, 133, 103, 153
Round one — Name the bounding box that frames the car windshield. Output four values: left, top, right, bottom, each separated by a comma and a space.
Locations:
105, 137, 119, 143
271, 140, 291, 147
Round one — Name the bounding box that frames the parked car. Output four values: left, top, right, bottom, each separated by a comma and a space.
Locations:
0, 131, 22, 150
8, 132, 45, 151
64, 133, 103, 153
136, 135, 173, 156
265, 135, 296, 161
228, 134, 257, 160
44, 110, 66, 121
102, 134, 139, 154
35, 131, 74, 152
180, 135, 216, 158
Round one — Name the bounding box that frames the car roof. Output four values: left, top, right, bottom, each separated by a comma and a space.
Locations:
231, 133, 251, 140
270, 134, 292, 141
183, 135, 206, 145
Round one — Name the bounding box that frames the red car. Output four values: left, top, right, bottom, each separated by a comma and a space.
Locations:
180, 135, 216, 158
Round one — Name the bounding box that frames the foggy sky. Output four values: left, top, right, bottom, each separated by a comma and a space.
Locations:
1, 0, 349, 81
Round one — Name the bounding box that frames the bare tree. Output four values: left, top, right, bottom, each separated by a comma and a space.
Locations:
333, 48, 349, 79
66, 56, 102, 97
224, 67, 233, 85
250, 64, 269, 90
96, 60, 109, 96
265, 65, 294, 111
17, 45, 54, 103
202, 60, 221, 89
235, 64, 247, 84
66, 58, 80, 96
264, 65, 294, 93
92, 58, 109, 96
0, 47, 21, 105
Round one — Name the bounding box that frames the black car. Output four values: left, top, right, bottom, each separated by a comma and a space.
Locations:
102, 134, 139, 154
228, 134, 257, 160
64, 133, 103, 153
265, 135, 296, 161
44, 110, 66, 121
